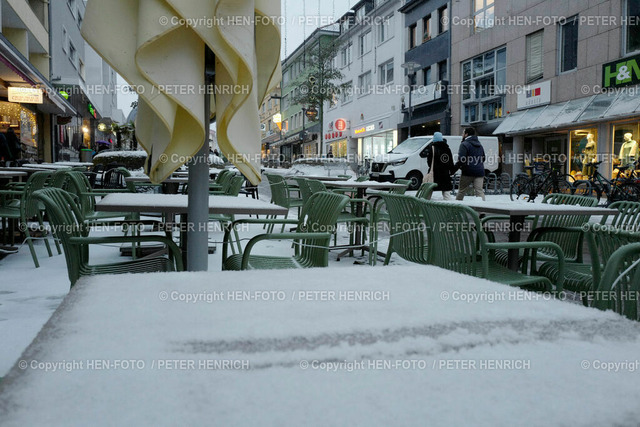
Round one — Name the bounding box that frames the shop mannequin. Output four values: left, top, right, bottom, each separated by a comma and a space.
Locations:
581, 133, 597, 176
619, 132, 639, 166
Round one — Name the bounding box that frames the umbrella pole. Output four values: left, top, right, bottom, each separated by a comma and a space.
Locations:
186, 47, 215, 271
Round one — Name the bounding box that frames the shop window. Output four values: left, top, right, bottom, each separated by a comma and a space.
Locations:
613, 124, 639, 175
526, 30, 544, 82
559, 16, 578, 73
626, 0, 640, 54
474, 0, 494, 32
569, 129, 598, 179
423, 15, 431, 42
408, 24, 417, 49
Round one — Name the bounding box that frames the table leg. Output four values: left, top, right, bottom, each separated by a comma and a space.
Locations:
508, 215, 526, 271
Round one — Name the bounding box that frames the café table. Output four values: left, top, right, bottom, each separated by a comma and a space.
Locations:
1, 265, 639, 425
289, 175, 351, 181
459, 200, 618, 271
0, 171, 27, 179
124, 176, 190, 194
96, 193, 288, 267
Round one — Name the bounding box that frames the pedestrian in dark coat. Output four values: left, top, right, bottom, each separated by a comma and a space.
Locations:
6, 128, 20, 160
426, 132, 455, 199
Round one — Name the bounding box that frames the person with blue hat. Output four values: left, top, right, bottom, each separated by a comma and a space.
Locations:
425, 132, 455, 200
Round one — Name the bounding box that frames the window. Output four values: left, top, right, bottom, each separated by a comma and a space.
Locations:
342, 81, 353, 104
438, 6, 449, 34
356, 6, 365, 24
358, 71, 372, 96
282, 94, 290, 109
559, 16, 578, 73
62, 27, 68, 53
423, 66, 431, 85
79, 59, 85, 81
379, 14, 394, 44
359, 31, 372, 56
461, 47, 506, 124
69, 41, 77, 68
341, 43, 352, 67
423, 15, 431, 42
626, 0, 640, 54
474, 0, 495, 32
438, 60, 447, 82
408, 24, 417, 49
77, 9, 83, 27
379, 60, 394, 85
526, 31, 544, 82
67, 0, 76, 16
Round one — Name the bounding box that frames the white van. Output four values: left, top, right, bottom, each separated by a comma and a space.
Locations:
369, 135, 500, 190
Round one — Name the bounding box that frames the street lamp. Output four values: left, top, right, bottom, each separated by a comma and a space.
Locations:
401, 61, 420, 139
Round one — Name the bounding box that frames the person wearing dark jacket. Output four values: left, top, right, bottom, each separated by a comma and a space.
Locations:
6, 127, 20, 160
425, 132, 455, 200
0, 133, 10, 164
455, 127, 486, 201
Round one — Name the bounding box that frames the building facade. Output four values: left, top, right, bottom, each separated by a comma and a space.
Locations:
323, 0, 405, 165
398, 0, 451, 139
258, 83, 281, 165
451, 0, 640, 178
0, 0, 75, 162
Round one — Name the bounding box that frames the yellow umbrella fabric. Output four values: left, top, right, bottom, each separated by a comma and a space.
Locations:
81, 0, 281, 184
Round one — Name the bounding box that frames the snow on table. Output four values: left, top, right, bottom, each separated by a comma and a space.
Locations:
1, 265, 639, 426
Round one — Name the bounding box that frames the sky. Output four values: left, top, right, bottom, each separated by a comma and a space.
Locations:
117, 0, 355, 118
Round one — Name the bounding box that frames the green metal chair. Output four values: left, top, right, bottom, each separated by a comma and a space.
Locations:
416, 182, 438, 200
33, 188, 183, 287
536, 223, 640, 304
0, 171, 59, 267
601, 201, 640, 231
421, 199, 565, 292
264, 173, 304, 232
592, 242, 640, 321
208, 176, 246, 254
222, 191, 349, 270
208, 169, 234, 192
379, 193, 431, 266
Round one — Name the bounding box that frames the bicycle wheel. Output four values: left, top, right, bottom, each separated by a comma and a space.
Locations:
572, 180, 593, 197
617, 182, 640, 202
510, 175, 531, 201
553, 178, 573, 195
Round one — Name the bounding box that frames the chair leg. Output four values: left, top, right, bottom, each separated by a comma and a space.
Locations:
383, 245, 393, 265
37, 212, 53, 257
24, 225, 40, 268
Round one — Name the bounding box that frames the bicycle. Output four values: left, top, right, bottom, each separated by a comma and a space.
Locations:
510, 162, 574, 202
572, 161, 640, 205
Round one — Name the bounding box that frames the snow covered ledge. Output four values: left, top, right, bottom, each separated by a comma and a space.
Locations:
1, 265, 639, 425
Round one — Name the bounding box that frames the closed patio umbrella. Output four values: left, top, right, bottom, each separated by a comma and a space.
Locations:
81, 0, 281, 270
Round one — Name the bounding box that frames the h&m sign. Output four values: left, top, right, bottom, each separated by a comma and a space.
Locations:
602, 53, 640, 89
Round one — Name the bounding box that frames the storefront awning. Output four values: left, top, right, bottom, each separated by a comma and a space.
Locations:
0, 34, 76, 116
494, 88, 640, 136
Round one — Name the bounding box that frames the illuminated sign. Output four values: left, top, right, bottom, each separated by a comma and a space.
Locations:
8, 87, 43, 104
603, 53, 640, 89
335, 119, 347, 131
354, 124, 375, 135
88, 103, 97, 119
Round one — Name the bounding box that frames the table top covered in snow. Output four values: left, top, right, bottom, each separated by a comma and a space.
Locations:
95, 193, 288, 215
0, 171, 27, 177
459, 199, 618, 217
1, 265, 639, 426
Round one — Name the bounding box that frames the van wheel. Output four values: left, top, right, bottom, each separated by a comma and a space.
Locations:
406, 171, 422, 190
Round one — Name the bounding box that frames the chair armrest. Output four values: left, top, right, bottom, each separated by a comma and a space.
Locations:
481, 214, 536, 225
69, 235, 183, 271
486, 241, 565, 292
240, 232, 331, 269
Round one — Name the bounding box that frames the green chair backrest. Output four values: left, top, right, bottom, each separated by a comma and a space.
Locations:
295, 191, 349, 267
416, 182, 438, 200
380, 194, 431, 265
265, 173, 293, 208
22, 171, 53, 220
63, 171, 97, 218
422, 200, 486, 277
533, 193, 599, 261
307, 179, 327, 194
293, 178, 313, 204
356, 176, 368, 182
602, 201, 640, 232
391, 179, 411, 194
592, 241, 640, 321
32, 188, 89, 285
215, 169, 231, 184
585, 223, 640, 291
50, 170, 71, 190
225, 176, 245, 196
